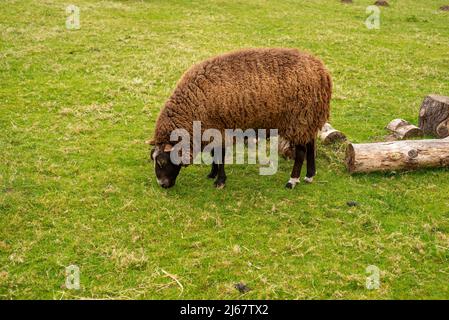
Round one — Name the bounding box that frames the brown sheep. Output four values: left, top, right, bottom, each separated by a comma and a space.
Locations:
149, 48, 332, 189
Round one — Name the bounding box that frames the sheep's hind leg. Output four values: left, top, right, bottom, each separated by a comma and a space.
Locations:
304, 139, 316, 183
207, 149, 218, 179
214, 147, 226, 189
286, 144, 306, 189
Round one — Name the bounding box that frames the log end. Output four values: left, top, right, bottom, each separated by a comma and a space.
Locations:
402, 126, 424, 139
323, 131, 347, 145
345, 143, 356, 174
427, 94, 449, 105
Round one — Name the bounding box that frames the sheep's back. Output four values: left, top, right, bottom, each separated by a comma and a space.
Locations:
171, 48, 331, 144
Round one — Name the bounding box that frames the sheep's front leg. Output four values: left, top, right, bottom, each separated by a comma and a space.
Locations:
286, 144, 306, 189
304, 139, 316, 183
214, 147, 226, 189
207, 149, 218, 179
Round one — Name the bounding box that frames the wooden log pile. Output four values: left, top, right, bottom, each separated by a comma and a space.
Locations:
346, 94, 449, 174
277, 94, 449, 175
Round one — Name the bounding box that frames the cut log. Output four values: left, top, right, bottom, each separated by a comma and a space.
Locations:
278, 137, 295, 159
319, 123, 347, 145
346, 137, 449, 173
385, 118, 423, 139
278, 122, 346, 159
418, 94, 449, 138
436, 120, 449, 138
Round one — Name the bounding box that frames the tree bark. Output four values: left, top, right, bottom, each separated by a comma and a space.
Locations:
385, 118, 422, 139
418, 94, 449, 138
346, 137, 449, 173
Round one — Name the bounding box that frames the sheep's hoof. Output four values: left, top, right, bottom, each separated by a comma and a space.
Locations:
285, 182, 295, 189
304, 176, 314, 183
215, 182, 225, 189
214, 179, 226, 189
285, 177, 299, 189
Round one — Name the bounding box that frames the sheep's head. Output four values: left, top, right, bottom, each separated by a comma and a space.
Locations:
149, 143, 182, 188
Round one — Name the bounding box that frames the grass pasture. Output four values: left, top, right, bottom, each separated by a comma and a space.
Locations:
1, 0, 449, 299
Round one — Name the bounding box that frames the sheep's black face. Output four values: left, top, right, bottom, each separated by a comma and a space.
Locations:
151, 147, 181, 188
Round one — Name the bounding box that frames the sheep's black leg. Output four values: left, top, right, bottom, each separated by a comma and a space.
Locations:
304, 139, 316, 183
214, 147, 226, 189
207, 149, 218, 179
285, 144, 306, 189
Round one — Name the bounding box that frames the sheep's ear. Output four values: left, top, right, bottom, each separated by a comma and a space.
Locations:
164, 144, 173, 153
145, 139, 156, 145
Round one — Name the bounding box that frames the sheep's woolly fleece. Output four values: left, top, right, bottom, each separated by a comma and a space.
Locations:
152, 48, 332, 152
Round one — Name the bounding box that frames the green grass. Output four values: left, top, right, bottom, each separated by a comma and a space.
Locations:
1, 0, 449, 299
